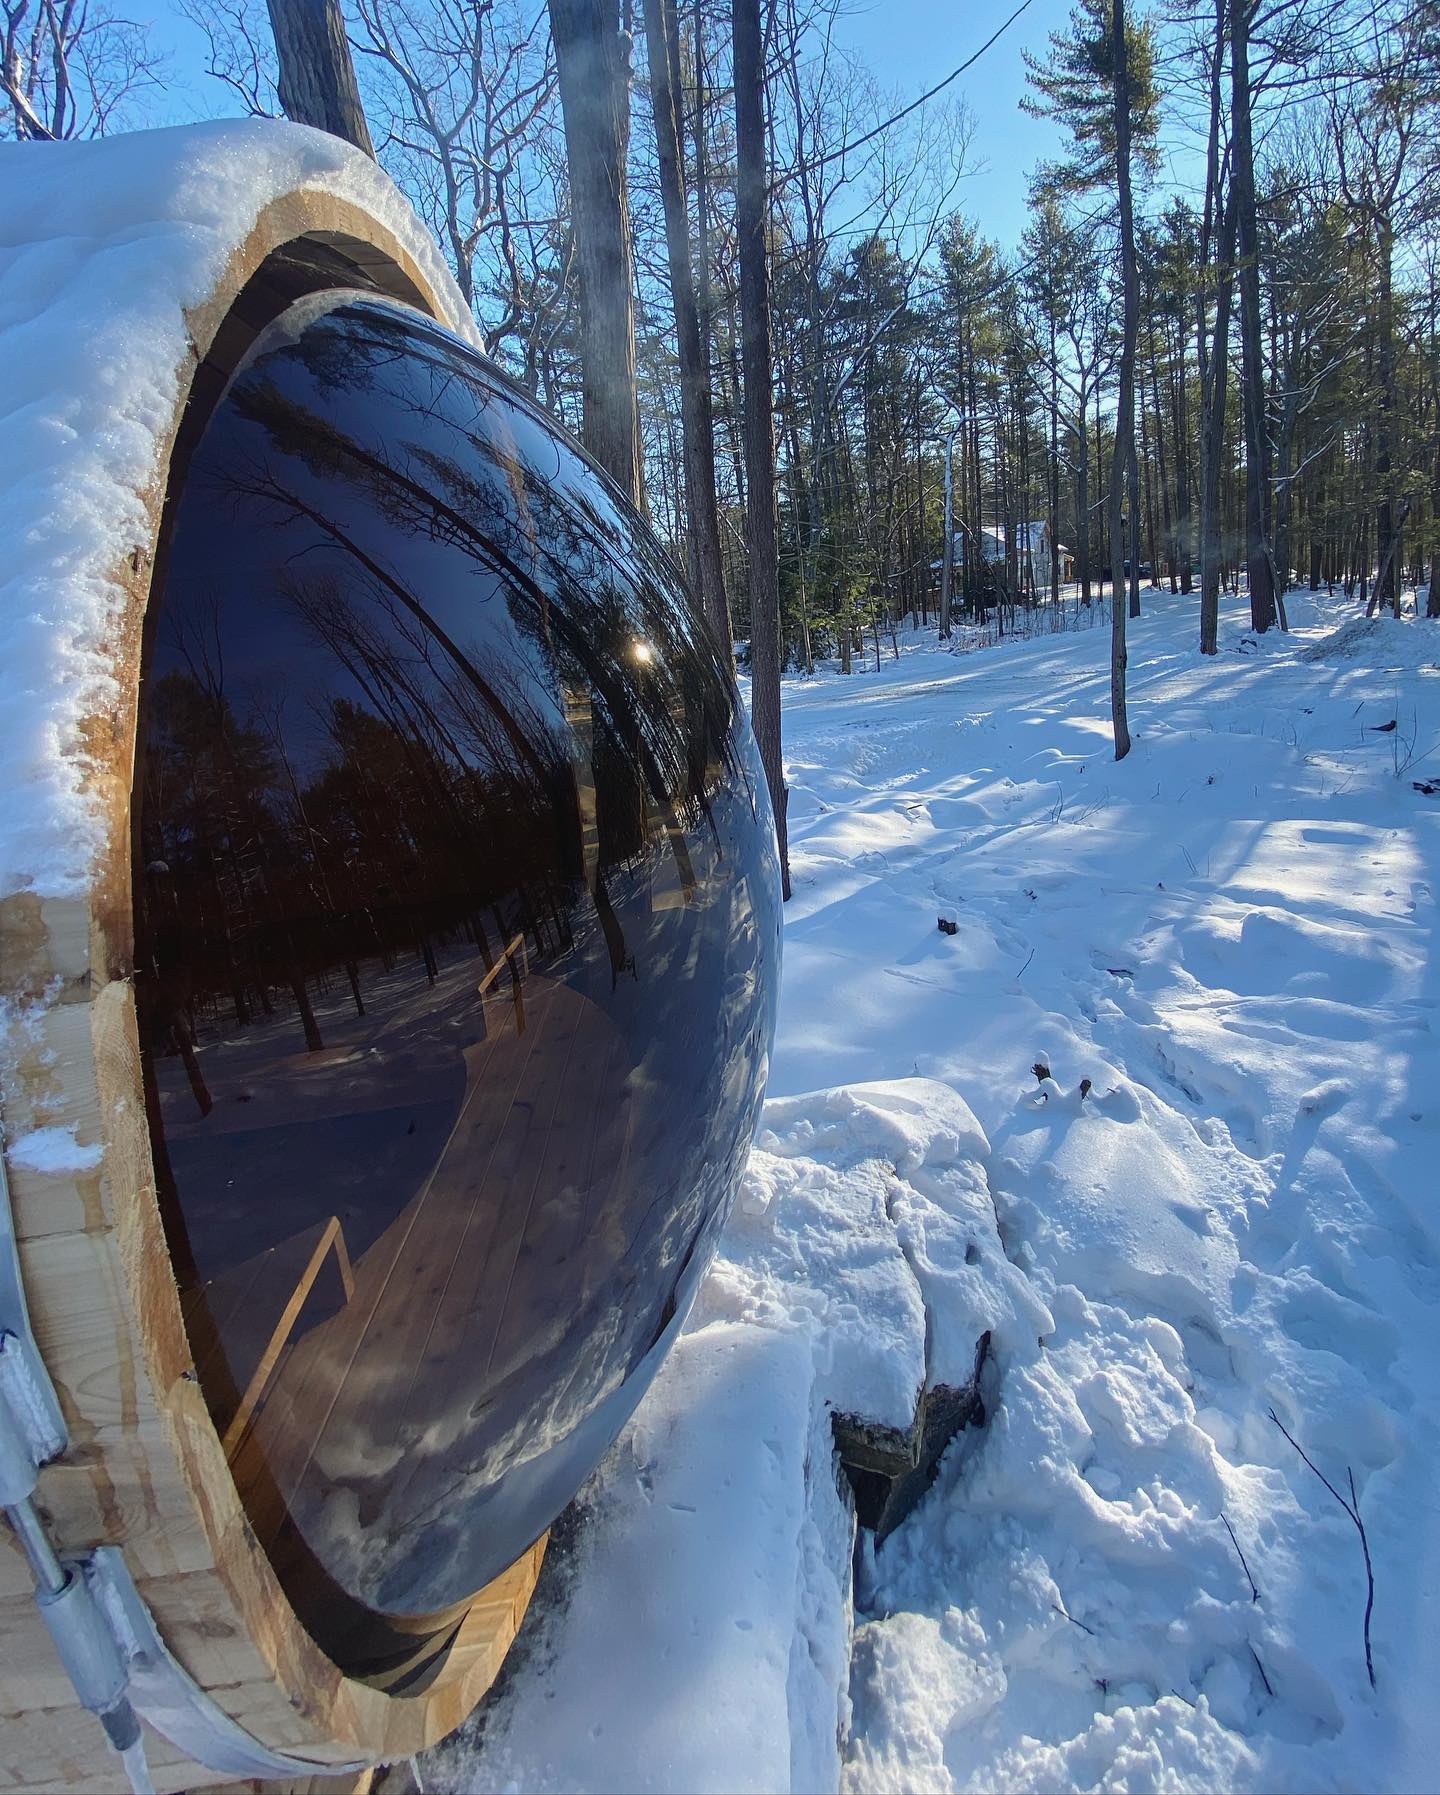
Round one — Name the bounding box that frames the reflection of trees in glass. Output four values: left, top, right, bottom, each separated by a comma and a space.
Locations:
226, 302, 741, 829
136, 543, 591, 1074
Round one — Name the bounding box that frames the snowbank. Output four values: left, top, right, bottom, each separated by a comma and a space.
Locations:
428, 1077, 1040, 1793
0, 121, 469, 900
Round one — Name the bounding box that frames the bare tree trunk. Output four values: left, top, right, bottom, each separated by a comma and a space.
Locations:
1128, 434, 1142, 617
694, 0, 722, 502
1375, 217, 1398, 616
940, 428, 956, 639
1198, 0, 1234, 655
1230, 0, 1276, 632
733, 0, 790, 897
643, 0, 730, 647
1174, 311, 1193, 594
1139, 333, 1158, 581
1152, 323, 1177, 591
266, 0, 375, 154
1095, 381, 1107, 594
1076, 397, 1092, 604
549, 0, 644, 506
1430, 422, 1440, 614
969, 344, 983, 605
1422, 283, 1429, 613
1049, 312, 1061, 606
289, 974, 325, 1053
1108, 0, 1136, 760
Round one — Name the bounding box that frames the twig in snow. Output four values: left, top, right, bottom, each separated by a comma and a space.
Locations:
1052, 1601, 1096, 1636
1016, 947, 1035, 980
1388, 707, 1432, 778
1221, 1511, 1260, 1603
1348, 1466, 1377, 1689
1249, 1645, 1274, 1700
1268, 1408, 1376, 1688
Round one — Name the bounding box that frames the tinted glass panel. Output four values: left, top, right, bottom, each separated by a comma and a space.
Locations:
133, 294, 780, 1677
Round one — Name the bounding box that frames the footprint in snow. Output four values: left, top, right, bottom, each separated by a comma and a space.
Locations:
1169, 1195, 1213, 1234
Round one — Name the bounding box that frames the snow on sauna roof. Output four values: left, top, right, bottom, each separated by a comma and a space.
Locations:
0, 121, 472, 900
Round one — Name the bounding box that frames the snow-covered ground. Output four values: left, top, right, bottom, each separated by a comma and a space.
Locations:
429, 586, 1440, 1794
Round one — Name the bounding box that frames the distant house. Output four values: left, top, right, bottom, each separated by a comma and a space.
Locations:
930, 520, 1076, 601
974, 522, 1075, 589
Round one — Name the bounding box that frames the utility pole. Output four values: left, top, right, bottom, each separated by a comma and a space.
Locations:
940, 425, 958, 641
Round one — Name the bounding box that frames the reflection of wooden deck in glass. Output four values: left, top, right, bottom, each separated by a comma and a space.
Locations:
224, 964, 635, 1613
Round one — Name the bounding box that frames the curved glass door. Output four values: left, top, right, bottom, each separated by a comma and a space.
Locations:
133, 295, 780, 1678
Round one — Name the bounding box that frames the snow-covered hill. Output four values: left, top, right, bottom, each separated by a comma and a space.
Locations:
431, 588, 1440, 1794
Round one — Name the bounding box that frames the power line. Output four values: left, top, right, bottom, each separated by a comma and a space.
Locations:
798, 0, 1037, 178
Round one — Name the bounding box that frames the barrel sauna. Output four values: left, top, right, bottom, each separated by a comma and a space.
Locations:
0, 129, 780, 1794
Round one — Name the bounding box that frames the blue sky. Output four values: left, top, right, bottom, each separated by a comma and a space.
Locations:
141, 0, 1076, 251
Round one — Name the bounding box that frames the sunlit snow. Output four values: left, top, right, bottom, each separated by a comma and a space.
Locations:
432, 585, 1440, 1794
